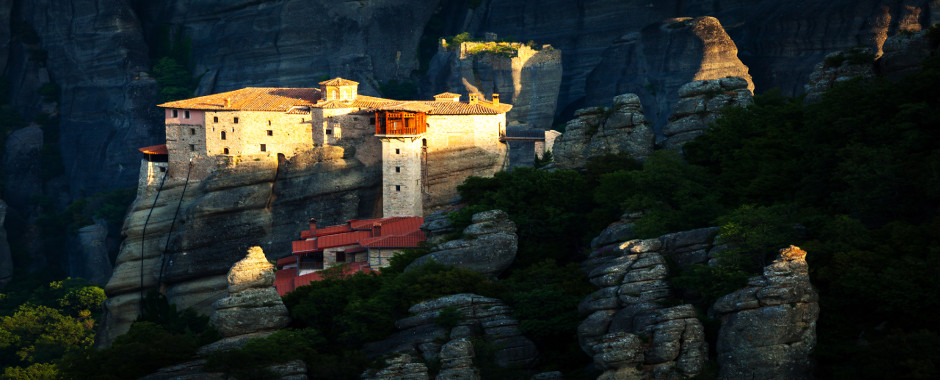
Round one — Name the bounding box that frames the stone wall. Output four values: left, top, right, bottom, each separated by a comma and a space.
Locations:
203, 110, 312, 159
312, 108, 382, 166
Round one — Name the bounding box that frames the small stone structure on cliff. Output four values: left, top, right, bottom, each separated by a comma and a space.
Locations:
661, 77, 753, 150
553, 93, 655, 170
362, 293, 538, 379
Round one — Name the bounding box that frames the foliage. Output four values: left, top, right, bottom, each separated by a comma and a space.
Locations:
533, 149, 553, 168
59, 291, 218, 380
595, 150, 724, 238
466, 43, 519, 58
457, 167, 594, 266
204, 328, 328, 380
153, 56, 194, 102
434, 306, 464, 330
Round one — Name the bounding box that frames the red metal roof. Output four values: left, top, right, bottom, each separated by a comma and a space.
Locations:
277, 262, 376, 295
310, 224, 353, 237
360, 229, 426, 248
316, 230, 373, 249
138, 144, 168, 155
276, 255, 298, 267
291, 240, 317, 254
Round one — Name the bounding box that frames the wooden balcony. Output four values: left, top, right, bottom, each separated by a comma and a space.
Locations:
375, 111, 427, 136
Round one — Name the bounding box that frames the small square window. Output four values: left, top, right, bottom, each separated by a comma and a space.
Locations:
190, 128, 195, 135
395, 148, 400, 154
184, 110, 190, 119
159, 167, 166, 172
395, 185, 401, 191
189, 144, 195, 152
260, 144, 266, 152
234, 117, 239, 124
213, 116, 219, 123
395, 166, 400, 173
267, 130, 273, 136
172, 109, 178, 117
301, 118, 305, 123
325, 129, 332, 135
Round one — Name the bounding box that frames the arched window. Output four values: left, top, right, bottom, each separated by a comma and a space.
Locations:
221, 131, 227, 140
223, 147, 229, 155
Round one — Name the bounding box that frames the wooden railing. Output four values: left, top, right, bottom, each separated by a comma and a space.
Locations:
375, 111, 427, 135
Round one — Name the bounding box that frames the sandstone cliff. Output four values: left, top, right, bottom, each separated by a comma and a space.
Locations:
583, 16, 753, 133
99, 147, 381, 346
552, 93, 654, 170
423, 40, 563, 128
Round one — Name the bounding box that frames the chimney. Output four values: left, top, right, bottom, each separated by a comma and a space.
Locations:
308, 218, 318, 232
492, 93, 500, 105
469, 93, 479, 104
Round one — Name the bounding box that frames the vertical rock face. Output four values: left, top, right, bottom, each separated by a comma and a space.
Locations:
67, 220, 113, 286
711, 246, 819, 380
578, 239, 707, 379
363, 293, 538, 378
878, 28, 939, 80
15, 0, 163, 196
409, 209, 518, 278
99, 147, 380, 346
661, 77, 753, 150
552, 93, 654, 170
209, 246, 289, 338
584, 17, 754, 133
3, 125, 43, 210
0, 199, 11, 289
423, 41, 563, 128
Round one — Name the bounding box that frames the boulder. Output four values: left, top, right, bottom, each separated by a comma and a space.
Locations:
407, 210, 517, 278
803, 47, 876, 103
662, 77, 753, 150
712, 246, 819, 380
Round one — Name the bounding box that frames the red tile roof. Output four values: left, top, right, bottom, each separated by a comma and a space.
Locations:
316, 230, 373, 250
276, 255, 298, 267
158, 87, 322, 111
360, 229, 426, 248
291, 240, 317, 254
318, 77, 359, 86
277, 262, 376, 295
138, 144, 168, 155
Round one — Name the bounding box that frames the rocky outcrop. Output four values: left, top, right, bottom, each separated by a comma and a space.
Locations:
99, 147, 380, 346
67, 219, 113, 286
804, 47, 878, 103
711, 246, 818, 380
662, 77, 753, 150
584, 17, 753, 133
578, 239, 707, 379
409, 209, 517, 278
553, 93, 654, 170
423, 40, 563, 128
363, 293, 538, 378
139, 359, 307, 380
3, 125, 43, 211
0, 199, 12, 289
878, 28, 939, 80
209, 246, 289, 339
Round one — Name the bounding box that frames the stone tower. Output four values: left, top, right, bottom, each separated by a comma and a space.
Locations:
379, 136, 424, 217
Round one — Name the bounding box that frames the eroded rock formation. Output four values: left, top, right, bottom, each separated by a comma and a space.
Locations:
553, 93, 654, 170
67, 219, 113, 286
712, 246, 819, 380
584, 16, 753, 132
409, 209, 517, 278
804, 47, 878, 103
99, 147, 380, 346
423, 40, 563, 128
578, 239, 707, 379
662, 77, 753, 150
363, 293, 538, 379
209, 246, 289, 339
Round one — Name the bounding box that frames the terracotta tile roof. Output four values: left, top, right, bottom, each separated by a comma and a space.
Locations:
318, 77, 359, 86
158, 87, 322, 111
433, 92, 461, 99
138, 144, 168, 155
366, 99, 511, 115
